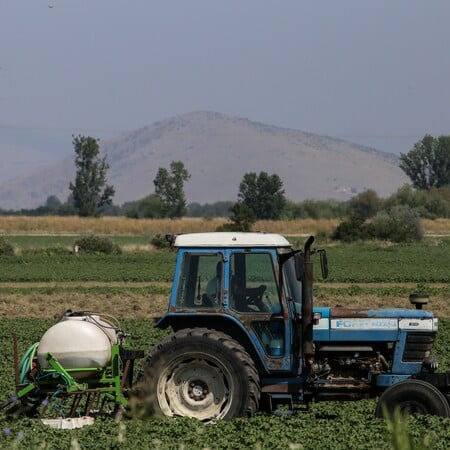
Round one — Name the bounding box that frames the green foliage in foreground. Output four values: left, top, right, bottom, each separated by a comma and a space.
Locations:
2, 408, 450, 450
1, 319, 450, 449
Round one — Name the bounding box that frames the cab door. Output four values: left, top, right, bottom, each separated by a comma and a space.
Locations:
228, 249, 292, 371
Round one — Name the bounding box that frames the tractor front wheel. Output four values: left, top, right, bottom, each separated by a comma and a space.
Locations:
136, 328, 259, 422
375, 379, 450, 418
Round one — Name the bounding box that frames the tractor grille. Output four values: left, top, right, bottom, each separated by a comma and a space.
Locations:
403, 333, 436, 362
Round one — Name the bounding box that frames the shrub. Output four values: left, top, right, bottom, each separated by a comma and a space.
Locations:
347, 189, 381, 219
315, 228, 332, 243
369, 205, 423, 243
331, 215, 368, 242
74, 235, 122, 255
150, 234, 170, 249
216, 202, 255, 232
0, 236, 14, 255
384, 185, 450, 219
331, 206, 423, 243
422, 188, 450, 218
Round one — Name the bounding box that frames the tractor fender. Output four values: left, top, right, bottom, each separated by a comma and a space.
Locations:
155, 313, 268, 374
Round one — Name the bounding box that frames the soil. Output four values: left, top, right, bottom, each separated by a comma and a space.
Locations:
0, 291, 168, 319
1, 282, 448, 318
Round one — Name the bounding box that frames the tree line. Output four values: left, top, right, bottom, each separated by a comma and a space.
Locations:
1, 134, 449, 233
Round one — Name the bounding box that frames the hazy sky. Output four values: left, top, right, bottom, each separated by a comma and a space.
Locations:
1, 0, 450, 165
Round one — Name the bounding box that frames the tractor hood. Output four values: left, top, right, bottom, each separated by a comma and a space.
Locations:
313, 306, 437, 342
325, 306, 434, 319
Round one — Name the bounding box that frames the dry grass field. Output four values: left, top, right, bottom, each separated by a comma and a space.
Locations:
1, 215, 449, 236
1, 283, 450, 320
0, 215, 339, 235
0, 289, 168, 319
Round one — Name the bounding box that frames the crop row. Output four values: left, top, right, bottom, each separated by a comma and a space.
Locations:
0, 252, 176, 283
1, 238, 450, 283
325, 238, 450, 283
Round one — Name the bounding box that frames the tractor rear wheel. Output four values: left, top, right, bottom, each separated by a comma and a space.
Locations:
136, 328, 259, 422
375, 379, 450, 418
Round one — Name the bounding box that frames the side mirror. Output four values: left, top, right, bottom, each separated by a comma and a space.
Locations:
319, 250, 328, 279
294, 252, 305, 281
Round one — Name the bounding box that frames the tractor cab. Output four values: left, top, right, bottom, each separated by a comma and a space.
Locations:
156, 232, 324, 374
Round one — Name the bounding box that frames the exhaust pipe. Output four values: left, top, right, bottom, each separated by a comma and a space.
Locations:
302, 236, 315, 376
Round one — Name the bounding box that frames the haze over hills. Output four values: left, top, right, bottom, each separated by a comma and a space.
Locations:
0, 112, 409, 210
0, 128, 69, 184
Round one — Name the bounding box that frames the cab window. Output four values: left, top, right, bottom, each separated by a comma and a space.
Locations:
229, 252, 281, 314
175, 253, 223, 309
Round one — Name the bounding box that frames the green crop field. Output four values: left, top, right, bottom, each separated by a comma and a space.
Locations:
1, 235, 450, 448
325, 239, 450, 283
1, 318, 450, 449
1, 237, 450, 284
0, 252, 176, 283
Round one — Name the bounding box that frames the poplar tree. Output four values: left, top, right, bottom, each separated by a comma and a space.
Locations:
400, 135, 450, 190
154, 160, 190, 218
238, 171, 286, 220
69, 135, 115, 217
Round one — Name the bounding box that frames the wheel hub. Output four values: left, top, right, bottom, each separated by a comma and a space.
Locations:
189, 381, 209, 401
157, 357, 232, 421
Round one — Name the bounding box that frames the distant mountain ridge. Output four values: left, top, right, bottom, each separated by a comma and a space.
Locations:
0, 111, 409, 210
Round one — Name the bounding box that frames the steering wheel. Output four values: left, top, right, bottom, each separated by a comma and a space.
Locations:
243, 285, 267, 311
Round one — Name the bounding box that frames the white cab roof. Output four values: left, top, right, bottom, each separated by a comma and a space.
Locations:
173, 232, 291, 248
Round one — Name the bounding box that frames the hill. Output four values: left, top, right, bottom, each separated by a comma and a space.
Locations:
0, 111, 409, 210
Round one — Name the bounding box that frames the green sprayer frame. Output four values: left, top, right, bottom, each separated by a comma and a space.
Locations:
2, 341, 143, 418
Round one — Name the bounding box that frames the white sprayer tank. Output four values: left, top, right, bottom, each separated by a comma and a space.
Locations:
37, 314, 119, 377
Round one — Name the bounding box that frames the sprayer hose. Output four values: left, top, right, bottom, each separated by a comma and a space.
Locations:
18, 343, 39, 385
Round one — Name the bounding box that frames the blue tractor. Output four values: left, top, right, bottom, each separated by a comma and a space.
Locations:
137, 232, 450, 421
